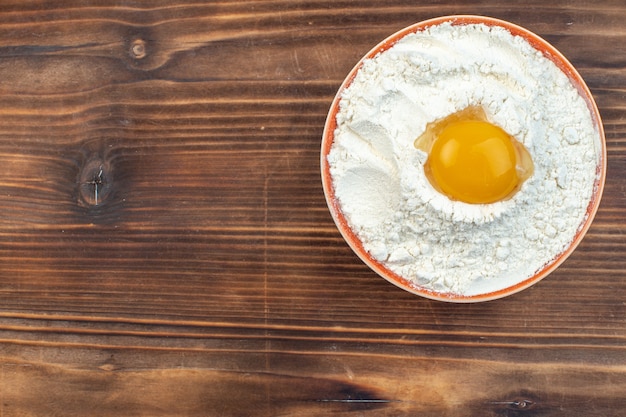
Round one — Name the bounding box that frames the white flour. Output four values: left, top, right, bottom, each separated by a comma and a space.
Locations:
327, 22, 601, 296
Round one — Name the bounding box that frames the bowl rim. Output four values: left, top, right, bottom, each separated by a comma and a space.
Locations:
320, 15, 607, 303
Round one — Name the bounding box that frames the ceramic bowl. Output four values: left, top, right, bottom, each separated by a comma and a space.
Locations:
320, 15, 606, 302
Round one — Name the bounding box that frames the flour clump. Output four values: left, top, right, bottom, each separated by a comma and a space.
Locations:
327, 22, 602, 296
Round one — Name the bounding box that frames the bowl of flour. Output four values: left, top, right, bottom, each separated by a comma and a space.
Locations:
321, 15, 606, 302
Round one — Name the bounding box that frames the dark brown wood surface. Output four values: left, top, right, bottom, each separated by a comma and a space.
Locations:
0, 1, 625, 416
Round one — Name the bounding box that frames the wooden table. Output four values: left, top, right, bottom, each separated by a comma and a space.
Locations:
0, 1, 624, 416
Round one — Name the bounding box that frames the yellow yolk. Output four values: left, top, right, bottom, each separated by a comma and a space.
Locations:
429, 120, 517, 203
415, 106, 533, 204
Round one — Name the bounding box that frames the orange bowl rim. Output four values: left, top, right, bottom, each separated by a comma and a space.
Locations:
320, 15, 607, 303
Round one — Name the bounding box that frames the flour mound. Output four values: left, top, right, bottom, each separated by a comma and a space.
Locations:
327, 22, 601, 296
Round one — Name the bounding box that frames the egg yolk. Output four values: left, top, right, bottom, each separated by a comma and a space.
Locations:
415, 106, 533, 204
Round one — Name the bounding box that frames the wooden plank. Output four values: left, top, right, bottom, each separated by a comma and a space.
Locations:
0, 1, 625, 415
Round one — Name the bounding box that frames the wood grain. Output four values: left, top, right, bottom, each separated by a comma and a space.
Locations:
0, 1, 625, 416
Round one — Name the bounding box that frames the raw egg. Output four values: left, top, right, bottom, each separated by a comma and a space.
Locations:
415, 106, 533, 204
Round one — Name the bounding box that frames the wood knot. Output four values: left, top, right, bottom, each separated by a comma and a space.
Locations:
489, 395, 537, 413
130, 38, 147, 59
509, 399, 534, 410
78, 157, 112, 207
124, 29, 169, 70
